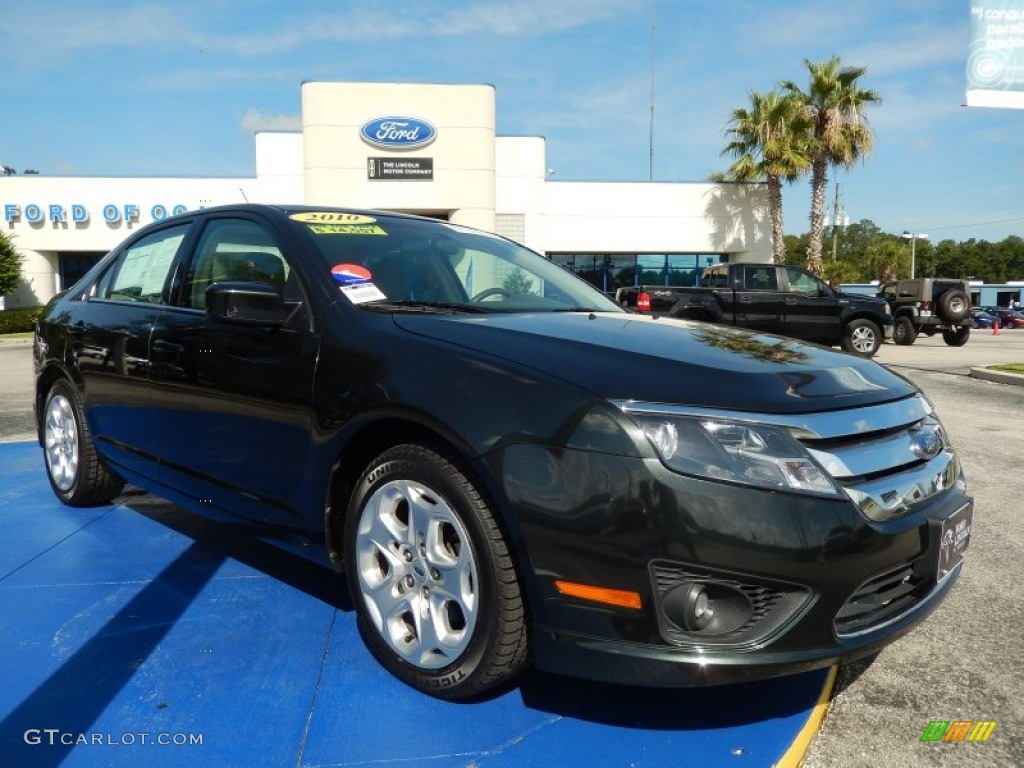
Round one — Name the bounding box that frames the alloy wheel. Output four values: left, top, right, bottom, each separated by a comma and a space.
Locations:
44, 394, 80, 492
354, 479, 479, 670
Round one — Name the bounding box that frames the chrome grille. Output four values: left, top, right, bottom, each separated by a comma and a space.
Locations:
794, 395, 964, 521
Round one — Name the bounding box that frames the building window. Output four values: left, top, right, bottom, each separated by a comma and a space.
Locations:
548, 253, 724, 292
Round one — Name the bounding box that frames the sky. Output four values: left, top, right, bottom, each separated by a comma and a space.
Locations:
1, 0, 1022, 243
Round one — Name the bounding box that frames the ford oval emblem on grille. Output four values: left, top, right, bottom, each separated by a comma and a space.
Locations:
360, 116, 436, 150
909, 425, 943, 460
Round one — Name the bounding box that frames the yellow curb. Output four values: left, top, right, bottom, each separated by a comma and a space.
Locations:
774, 665, 838, 768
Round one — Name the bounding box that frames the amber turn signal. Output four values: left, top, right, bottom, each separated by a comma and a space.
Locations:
554, 580, 642, 610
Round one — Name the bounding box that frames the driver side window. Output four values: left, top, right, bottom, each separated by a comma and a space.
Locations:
785, 267, 822, 295
181, 218, 310, 330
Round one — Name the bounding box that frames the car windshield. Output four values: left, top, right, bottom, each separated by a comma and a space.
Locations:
293, 212, 621, 313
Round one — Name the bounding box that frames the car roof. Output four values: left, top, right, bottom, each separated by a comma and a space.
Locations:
193, 203, 435, 223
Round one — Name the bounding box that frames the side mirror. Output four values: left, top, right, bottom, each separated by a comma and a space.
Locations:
206, 281, 292, 326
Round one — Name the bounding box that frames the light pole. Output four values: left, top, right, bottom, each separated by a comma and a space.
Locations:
901, 231, 928, 278
829, 182, 849, 260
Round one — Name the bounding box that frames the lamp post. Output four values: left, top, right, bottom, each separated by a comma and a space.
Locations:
901, 231, 928, 278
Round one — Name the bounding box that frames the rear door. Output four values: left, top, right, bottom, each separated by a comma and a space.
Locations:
67, 222, 193, 481
148, 213, 321, 535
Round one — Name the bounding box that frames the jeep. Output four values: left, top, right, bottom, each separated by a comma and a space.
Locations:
878, 278, 973, 346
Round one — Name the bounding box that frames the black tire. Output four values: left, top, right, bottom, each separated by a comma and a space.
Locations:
42, 378, 124, 506
938, 289, 970, 323
841, 319, 882, 357
942, 327, 970, 347
344, 443, 529, 700
893, 316, 917, 346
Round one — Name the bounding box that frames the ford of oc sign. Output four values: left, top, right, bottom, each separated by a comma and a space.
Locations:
360, 117, 437, 150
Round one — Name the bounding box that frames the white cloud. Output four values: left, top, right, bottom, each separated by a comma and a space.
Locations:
0, 3, 198, 62
210, 0, 636, 55
238, 108, 302, 133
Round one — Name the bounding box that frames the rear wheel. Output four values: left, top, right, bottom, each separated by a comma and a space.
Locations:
345, 443, 529, 700
841, 319, 882, 357
42, 379, 124, 506
893, 317, 917, 346
942, 326, 970, 347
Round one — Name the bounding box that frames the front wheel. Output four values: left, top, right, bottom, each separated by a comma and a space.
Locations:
344, 443, 529, 700
942, 327, 971, 347
42, 379, 124, 506
893, 317, 917, 346
841, 319, 882, 357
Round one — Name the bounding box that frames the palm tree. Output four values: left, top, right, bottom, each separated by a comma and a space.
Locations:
782, 56, 880, 275
716, 90, 811, 264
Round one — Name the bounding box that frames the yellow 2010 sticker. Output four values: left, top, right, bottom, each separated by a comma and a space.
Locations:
290, 212, 377, 224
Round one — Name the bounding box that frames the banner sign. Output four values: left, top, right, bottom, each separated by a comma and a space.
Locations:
967, 1, 1024, 108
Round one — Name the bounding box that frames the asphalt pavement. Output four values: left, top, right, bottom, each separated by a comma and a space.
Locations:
803, 347, 1024, 768
2, 332, 1023, 765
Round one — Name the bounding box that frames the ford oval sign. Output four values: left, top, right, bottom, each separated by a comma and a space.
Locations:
360, 117, 436, 150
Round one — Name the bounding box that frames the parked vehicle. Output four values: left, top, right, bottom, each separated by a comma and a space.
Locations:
969, 309, 996, 329
984, 307, 1024, 329
34, 205, 971, 699
877, 278, 973, 347
616, 263, 892, 357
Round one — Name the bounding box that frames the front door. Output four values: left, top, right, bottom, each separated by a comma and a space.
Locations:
148, 215, 320, 537
781, 266, 843, 344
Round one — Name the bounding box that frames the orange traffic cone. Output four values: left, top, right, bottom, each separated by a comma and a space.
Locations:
993, 321, 1000, 335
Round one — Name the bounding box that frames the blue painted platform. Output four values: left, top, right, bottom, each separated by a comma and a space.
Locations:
0, 440, 831, 767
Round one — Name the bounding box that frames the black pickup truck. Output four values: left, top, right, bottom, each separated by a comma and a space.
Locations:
616, 263, 893, 357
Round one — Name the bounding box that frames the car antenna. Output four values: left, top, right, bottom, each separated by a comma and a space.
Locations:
239, 187, 249, 203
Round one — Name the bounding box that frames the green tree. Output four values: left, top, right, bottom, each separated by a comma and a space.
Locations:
501, 267, 537, 295
716, 89, 811, 264
0, 229, 22, 297
865, 238, 907, 284
783, 56, 881, 276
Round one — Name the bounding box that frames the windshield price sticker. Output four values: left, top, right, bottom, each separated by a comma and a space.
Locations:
340, 282, 387, 304
309, 223, 387, 235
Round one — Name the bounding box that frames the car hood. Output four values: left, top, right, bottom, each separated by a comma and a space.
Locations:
392, 312, 914, 414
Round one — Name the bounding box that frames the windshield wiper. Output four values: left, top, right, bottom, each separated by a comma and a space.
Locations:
362, 300, 489, 314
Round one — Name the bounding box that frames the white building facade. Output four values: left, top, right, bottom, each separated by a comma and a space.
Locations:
1, 81, 771, 308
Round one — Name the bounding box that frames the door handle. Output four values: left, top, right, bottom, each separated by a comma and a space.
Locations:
739, 296, 753, 303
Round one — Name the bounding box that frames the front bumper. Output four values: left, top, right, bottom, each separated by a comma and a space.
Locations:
494, 445, 970, 687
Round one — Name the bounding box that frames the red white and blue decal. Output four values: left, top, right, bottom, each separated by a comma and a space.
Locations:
331, 263, 372, 286
331, 263, 387, 304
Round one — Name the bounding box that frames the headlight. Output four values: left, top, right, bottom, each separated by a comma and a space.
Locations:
633, 414, 841, 497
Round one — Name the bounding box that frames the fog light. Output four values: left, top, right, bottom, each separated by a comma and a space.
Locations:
683, 583, 713, 631
661, 579, 753, 637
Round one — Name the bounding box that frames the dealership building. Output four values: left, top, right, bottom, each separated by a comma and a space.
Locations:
1, 81, 776, 309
